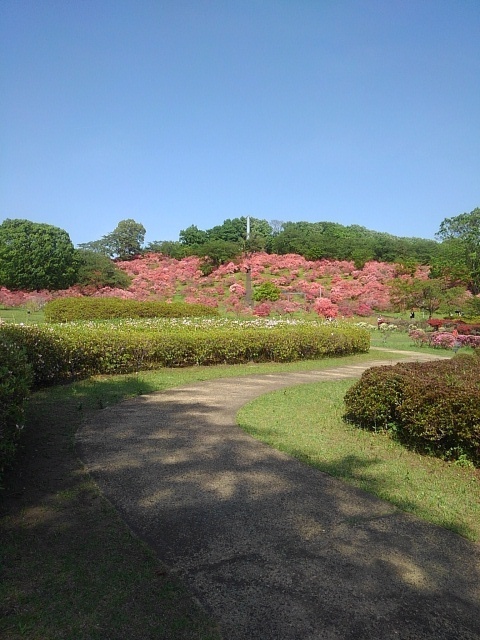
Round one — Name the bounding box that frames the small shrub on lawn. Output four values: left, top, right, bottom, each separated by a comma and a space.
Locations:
252, 282, 281, 302
0, 333, 32, 479
44, 297, 219, 322
344, 353, 480, 465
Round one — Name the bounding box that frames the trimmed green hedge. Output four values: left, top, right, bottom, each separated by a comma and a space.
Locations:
1, 320, 369, 387
44, 297, 219, 322
343, 353, 480, 465
0, 334, 32, 481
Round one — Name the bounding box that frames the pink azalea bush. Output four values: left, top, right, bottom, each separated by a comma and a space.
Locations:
313, 298, 339, 319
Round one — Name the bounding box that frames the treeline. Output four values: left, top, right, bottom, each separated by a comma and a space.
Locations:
1, 208, 479, 295
150, 218, 439, 268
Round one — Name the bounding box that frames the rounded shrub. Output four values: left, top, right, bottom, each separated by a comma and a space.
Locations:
344, 353, 480, 465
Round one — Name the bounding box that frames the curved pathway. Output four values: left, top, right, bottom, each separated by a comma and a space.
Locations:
77, 351, 480, 640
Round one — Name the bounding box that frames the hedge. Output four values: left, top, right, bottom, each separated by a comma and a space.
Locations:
0, 334, 32, 481
0, 320, 370, 387
44, 297, 219, 322
343, 353, 480, 465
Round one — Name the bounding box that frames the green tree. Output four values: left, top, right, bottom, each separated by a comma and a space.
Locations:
77, 237, 111, 256
144, 240, 188, 259
429, 239, 472, 288
390, 278, 456, 318
436, 207, 480, 294
108, 219, 145, 259
207, 217, 272, 248
198, 239, 240, 273
78, 219, 146, 260
0, 219, 78, 291
179, 225, 208, 246
75, 250, 132, 289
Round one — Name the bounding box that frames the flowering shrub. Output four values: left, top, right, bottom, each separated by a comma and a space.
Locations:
344, 353, 480, 465
253, 302, 272, 317
455, 322, 480, 336
313, 298, 339, 319
408, 329, 429, 347
429, 332, 456, 349
0, 254, 420, 316
427, 319, 444, 331
428, 332, 480, 350
2, 319, 369, 386
378, 322, 397, 331
0, 334, 32, 479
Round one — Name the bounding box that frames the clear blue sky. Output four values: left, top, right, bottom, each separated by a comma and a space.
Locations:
1, 0, 479, 247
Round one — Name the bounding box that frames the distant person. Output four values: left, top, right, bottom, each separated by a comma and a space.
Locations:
410, 311, 415, 319
452, 328, 461, 353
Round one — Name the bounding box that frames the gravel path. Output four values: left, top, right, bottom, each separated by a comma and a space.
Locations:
77, 352, 480, 640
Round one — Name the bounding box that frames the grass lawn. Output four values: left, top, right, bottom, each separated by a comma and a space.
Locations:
0, 308, 45, 324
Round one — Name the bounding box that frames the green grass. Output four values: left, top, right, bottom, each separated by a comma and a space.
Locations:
0, 308, 45, 324
237, 380, 480, 542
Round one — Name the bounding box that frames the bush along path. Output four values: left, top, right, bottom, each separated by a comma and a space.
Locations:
77, 351, 480, 640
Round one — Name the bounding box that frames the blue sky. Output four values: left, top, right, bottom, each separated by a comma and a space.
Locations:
1, 0, 479, 248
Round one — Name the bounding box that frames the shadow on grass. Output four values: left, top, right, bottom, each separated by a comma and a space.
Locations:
284, 450, 477, 541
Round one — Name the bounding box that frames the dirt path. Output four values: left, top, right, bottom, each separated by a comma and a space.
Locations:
77, 352, 480, 640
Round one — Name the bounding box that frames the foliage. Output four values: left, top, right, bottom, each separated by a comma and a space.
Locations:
179, 224, 209, 246
436, 207, 480, 294
75, 249, 132, 289
252, 281, 281, 302
0, 219, 77, 291
114, 253, 397, 315
389, 277, 464, 318
180, 217, 272, 252
0, 333, 32, 480
1, 319, 369, 387
79, 218, 146, 260
143, 239, 189, 258
267, 220, 440, 264
44, 297, 219, 322
197, 239, 241, 269
344, 354, 480, 465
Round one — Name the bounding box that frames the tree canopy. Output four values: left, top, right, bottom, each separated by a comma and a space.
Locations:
79, 218, 146, 260
0, 219, 78, 291
75, 250, 132, 289
435, 207, 480, 294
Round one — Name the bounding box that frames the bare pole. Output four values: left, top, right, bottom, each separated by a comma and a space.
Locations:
245, 216, 252, 307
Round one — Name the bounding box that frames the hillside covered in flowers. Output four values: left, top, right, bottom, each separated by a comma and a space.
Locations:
0, 253, 432, 319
